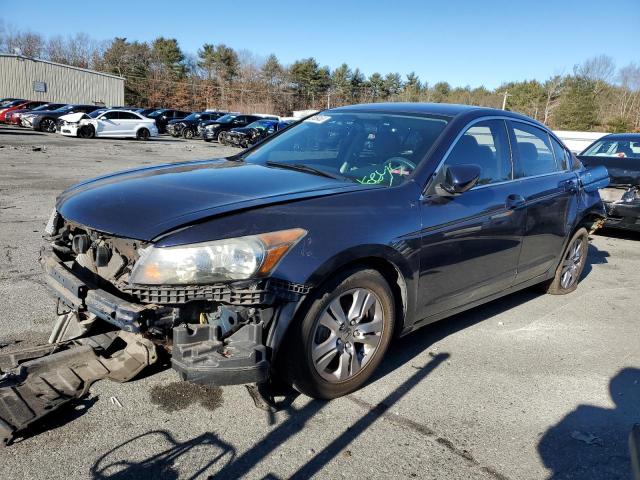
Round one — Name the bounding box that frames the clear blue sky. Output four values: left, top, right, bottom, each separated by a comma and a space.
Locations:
1, 0, 638, 88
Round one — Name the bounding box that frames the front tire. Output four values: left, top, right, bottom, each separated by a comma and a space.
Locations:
78, 125, 95, 139
183, 128, 194, 139
281, 268, 395, 399
543, 227, 589, 295
136, 128, 150, 141
217, 131, 226, 143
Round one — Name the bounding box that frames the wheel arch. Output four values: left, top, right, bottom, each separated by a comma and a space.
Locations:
268, 247, 415, 355
308, 255, 409, 334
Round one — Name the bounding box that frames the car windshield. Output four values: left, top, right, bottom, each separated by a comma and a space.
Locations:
582, 138, 640, 159
33, 104, 56, 112
247, 120, 276, 130
147, 110, 166, 118
53, 105, 75, 112
243, 112, 449, 186
214, 114, 237, 123
183, 113, 202, 121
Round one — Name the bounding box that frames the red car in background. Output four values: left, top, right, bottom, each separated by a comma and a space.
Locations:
0, 100, 48, 123
5, 102, 65, 126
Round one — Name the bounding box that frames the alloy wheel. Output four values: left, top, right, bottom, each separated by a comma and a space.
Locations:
41, 118, 56, 133
311, 288, 384, 383
137, 129, 150, 141
560, 237, 584, 289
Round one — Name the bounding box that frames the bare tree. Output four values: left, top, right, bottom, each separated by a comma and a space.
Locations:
617, 63, 640, 118
543, 75, 564, 125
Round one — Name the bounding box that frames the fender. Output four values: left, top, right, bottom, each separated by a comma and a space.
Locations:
266, 244, 417, 355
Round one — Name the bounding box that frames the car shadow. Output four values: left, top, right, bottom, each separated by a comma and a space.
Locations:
538, 367, 640, 479
581, 241, 610, 280
0, 130, 45, 136
374, 235, 608, 384
88, 353, 460, 480
596, 227, 640, 242
90, 430, 237, 480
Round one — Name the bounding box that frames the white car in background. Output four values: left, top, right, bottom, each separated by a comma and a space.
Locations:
58, 109, 158, 140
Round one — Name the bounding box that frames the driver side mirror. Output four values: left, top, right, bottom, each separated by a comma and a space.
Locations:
440, 164, 481, 195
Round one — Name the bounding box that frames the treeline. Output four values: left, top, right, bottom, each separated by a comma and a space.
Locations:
1, 27, 639, 132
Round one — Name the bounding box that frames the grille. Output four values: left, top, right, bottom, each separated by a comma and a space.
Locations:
125, 278, 310, 305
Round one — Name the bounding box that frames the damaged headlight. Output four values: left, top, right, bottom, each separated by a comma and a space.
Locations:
130, 228, 307, 285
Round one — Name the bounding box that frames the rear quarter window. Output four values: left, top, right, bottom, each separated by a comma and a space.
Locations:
550, 136, 569, 170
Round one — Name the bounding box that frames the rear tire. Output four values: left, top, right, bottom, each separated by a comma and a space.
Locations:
543, 227, 589, 295
40, 118, 56, 133
217, 131, 226, 143
280, 268, 395, 399
136, 128, 150, 141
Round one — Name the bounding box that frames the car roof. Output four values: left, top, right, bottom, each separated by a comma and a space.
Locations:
329, 102, 542, 123
595, 133, 640, 141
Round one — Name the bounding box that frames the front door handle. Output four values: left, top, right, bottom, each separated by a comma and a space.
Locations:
562, 178, 579, 193
505, 194, 526, 210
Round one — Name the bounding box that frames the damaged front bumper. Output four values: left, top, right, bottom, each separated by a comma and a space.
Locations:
172, 323, 269, 385
39, 247, 309, 387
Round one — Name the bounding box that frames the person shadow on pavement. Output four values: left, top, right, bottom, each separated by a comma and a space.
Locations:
538, 368, 640, 479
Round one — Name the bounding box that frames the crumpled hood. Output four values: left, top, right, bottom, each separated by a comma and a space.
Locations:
56, 159, 366, 241
59, 112, 90, 123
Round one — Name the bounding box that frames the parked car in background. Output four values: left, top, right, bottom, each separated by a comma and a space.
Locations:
578, 133, 640, 232
147, 108, 191, 134
133, 108, 161, 117
0, 100, 49, 123
201, 113, 278, 142
35, 103, 608, 404
24, 104, 103, 132
5, 102, 65, 126
58, 109, 158, 140
0, 98, 23, 107
221, 118, 295, 148
167, 111, 227, 139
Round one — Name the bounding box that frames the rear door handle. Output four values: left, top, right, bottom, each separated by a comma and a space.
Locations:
505, 194, 526, 210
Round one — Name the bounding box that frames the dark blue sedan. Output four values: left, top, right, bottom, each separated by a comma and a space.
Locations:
40, 103, 608, 401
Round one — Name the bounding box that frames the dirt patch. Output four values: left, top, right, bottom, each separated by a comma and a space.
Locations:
149, 381, 223, 412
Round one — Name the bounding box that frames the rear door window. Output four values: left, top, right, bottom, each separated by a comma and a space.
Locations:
511, 122, 559, 177
118, 112, 139, 120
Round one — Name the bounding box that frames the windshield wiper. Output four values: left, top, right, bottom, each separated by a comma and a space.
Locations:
265, 161, 344, 180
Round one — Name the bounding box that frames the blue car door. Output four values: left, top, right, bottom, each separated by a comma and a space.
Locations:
417, 118, 526, 321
